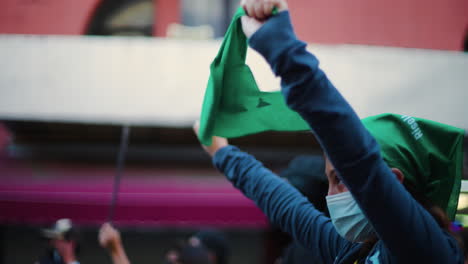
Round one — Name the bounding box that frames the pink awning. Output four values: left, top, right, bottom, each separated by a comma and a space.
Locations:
0, 125, 268, 228
0, 176, 268, 228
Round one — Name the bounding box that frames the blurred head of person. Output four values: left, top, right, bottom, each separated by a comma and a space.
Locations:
280, 155, 328, 216
189, 229, 230, 264
39, 218, 81, 264
164, 242, 213, 264
164, 229, 229, 264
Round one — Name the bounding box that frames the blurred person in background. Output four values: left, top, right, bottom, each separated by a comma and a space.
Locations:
187, 229, 230, 264
279, 155, 328, 216
276, 155, 328, 264
163, 243, 212, 264
99, 223, 228, 264
36, 218, 81, 264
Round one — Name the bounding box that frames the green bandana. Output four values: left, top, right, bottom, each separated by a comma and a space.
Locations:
198, 7, 308, 146
362, 113, 465, 220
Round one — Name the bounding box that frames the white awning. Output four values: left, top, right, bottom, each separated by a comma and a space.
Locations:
0, 35, 467, 129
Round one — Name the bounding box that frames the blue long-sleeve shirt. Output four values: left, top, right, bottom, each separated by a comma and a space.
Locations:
213, 11, 463, 264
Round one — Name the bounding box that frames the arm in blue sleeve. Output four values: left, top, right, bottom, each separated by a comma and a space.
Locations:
248, 11, 463, 263
213, 145, 348, 263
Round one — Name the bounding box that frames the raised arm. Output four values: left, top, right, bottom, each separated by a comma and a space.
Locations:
215, 146, 349, 262
193, 124, 348, 263
99, 223, 131, 264
244, 2, 462, 262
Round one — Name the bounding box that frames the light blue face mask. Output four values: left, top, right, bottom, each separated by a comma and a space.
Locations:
326, 191, 375, 242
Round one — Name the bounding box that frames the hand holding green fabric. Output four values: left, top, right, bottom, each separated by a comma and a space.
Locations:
198, 7, 308, 146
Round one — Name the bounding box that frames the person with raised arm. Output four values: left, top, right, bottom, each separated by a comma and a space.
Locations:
194, 0, 465, 263
99, 223, 131, 264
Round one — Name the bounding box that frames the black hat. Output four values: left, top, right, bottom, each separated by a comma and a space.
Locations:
194, 230, 229, 264
280, 155, 329, 215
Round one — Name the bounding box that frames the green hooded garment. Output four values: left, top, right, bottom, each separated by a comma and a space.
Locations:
362, 114, 465, 220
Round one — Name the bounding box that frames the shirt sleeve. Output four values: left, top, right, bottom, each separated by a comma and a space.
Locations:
213, 145, 348, 263
247, 10, 463, 264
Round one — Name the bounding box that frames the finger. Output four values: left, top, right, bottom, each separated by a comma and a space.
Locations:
193, 121, 200, 136
242, 15, 264, 28
98, 234, 104, 244
253, 2, 265, 20
241, 14, 253, 28
99, 228, 105, 238
262, 2, 274, 18
99, 227, 106, 237
240, 15, 264, 38
102, 225, 110, 232
244, 0, 256, 18
213, 136, 228, 147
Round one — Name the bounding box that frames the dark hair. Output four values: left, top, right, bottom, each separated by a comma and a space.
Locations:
403, 181, 452, 230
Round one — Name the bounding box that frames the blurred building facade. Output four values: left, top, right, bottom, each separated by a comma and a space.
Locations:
0, 0, 467, 49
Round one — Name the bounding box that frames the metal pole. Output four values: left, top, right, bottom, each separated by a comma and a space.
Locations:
107, 125, 131, 223
223, 0, 232, 35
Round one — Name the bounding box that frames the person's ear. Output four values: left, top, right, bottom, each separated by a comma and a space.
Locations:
391, 168, 404, 183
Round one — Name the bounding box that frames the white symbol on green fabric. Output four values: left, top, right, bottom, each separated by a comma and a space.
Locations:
401, 115, 423, 140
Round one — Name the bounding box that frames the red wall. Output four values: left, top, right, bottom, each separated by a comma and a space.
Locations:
0, 0, 100, 35
0, 0, 180, 36
289, 0, 468, 50
0, 0, 465, 49
154, 0, 181, 37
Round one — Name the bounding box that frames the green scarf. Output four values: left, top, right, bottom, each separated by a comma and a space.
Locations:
198, 7, 308, 146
